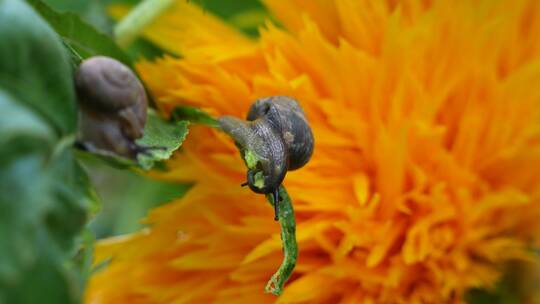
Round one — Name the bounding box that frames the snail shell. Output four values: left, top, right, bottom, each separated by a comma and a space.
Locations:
247, 96, 314, 170
75, 56, 148, 159
219, 96, 314, 194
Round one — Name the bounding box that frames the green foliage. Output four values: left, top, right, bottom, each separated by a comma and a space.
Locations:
40, 0, 165, 61
0, 90, 55, 288
125, 37, 167, 61
40, 0, 113, 34
137, 111, 190, 170
0, 84, 93, 304
27, 0, 132, 67
69, 229, 95, 292
264, 186, 297, 296
0, 0, 76, 134
465, 260, 538, 304
0, 0, 216, 302
2, 250, 76, 304
193, 0, 269, 36
26, 0, 189, 171
0, 0, 97, 302
86, 162, 190, 237
171, 105, 219, 127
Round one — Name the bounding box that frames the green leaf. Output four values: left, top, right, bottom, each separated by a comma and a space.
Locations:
465, 260, 536, 304
137, 111, 190, 170
2, 242, 78, 304
0, 1, 99, 300
192, 0, 270, 37
0, 89, 96, 303
171, 105, 219, 127
0, 0, 76, 134
0, 101, 97, 302
83, 160, 191, 237
46, 150, 96, 253
264, 186, 297, 296
0, 90, 55, 149
40, 0, 114, 34
0, 88, 97, 303
74, 148, 138, 170
27, 0, 133, 67
74, 111, 190, 170
0, 89, 55, 287
126, 37, 168, 61
69, 229, 95, 294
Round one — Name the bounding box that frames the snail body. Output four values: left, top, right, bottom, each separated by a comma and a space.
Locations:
219, 116, 288, 195
75, 56, 148, 159
219, 96, 314, 220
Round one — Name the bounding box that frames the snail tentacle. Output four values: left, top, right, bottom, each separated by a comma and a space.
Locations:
272, 188, 280, 221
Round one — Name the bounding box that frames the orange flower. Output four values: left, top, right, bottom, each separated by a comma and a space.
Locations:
87, 0, 540, 303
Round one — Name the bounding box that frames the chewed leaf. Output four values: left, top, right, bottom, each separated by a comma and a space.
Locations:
75, 111, 190, 170
264, 186, 297, 296
137, 111, 190, 170
26, 0, 132, 67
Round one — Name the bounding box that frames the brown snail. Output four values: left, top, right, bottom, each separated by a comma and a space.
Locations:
75, 56, 148, 159
219, 96, 314, 220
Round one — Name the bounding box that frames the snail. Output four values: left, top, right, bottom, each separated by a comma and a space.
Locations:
74, 56, 148, 159
219, 96, 314, 220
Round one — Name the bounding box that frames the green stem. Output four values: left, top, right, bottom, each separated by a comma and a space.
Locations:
218, 126, 298, 295
114, 0, 175, 48
264, 186, 298, 296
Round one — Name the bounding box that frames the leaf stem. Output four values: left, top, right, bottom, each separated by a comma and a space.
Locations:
114, 0, 175, 48
265, 186, 298, 296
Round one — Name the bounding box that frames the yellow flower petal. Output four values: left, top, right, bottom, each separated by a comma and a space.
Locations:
109, 1, 254, 60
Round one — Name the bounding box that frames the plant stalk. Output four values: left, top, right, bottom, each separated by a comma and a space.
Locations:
265, 186, 298, 296
114, 0, 175, 48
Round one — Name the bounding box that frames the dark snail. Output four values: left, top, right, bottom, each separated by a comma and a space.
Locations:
75, 56, 148, 159
219, 96, 314, 220
247, 97, 314, 170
